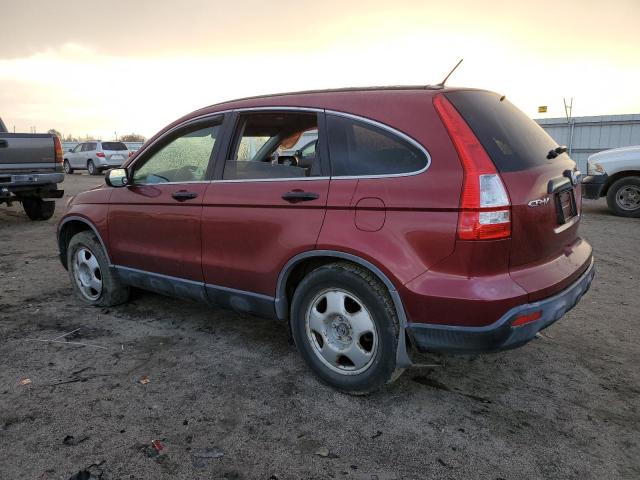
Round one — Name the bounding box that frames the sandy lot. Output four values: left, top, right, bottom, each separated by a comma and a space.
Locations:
0, 173, 638, 479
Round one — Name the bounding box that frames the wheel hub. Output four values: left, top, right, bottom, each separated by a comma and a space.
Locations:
305, 288, 378, 375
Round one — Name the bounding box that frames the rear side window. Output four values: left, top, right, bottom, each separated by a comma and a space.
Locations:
445, 91, 559, 172
102, 142, 127, 151
326, 114, 428, 177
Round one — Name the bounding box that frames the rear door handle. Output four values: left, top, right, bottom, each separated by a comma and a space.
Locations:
281, 191, 319, 203
171, 190, 198, 201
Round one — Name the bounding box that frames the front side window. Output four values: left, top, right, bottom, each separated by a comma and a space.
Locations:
326, 114, 428, 177
72, 144, 82, 153
224, 112, 320, 180
133, 125, 219, 184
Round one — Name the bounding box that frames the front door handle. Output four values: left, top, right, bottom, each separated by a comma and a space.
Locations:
281, 191, 319, 203
171, 190, 198, 201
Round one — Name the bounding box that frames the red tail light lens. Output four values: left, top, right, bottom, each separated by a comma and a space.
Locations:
433, 94, 511, 240
96, 152, 105, 158
53, 136, 63, 164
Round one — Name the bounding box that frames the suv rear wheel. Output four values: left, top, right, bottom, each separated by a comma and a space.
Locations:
22, 198, 55, 221
606, 176, 640, 217
67, 231, 130, 306
87, 160, 99, 175
290, 262, 401, 395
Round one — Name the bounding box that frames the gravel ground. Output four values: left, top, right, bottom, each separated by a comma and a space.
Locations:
0, 174, 638, 480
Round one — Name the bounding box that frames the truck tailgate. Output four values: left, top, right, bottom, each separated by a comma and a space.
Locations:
0, 134, 57, 173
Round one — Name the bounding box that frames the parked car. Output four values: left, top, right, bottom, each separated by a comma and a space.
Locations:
1, 117, 64, 220
582, 145, 640, 217
63, 141, 131, 175
57, 87, 595, 394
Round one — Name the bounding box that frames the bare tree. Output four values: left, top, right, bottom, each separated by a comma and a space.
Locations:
47, 128, 62, 139
120, 133, 145, 142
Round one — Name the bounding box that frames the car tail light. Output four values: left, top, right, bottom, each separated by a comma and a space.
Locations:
96, 152, 105, 158
53, 136, 63, 164
433, 94, 511, 240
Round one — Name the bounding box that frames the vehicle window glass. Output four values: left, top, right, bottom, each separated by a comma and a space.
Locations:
133, 125, 219, 184
80, 144, 89, 152
102, 142, 127, 151
326, 114, 427, 177
445, 91, 559, 172
88, 142, 97, 151
73, 144, 82, 153
224, 112, 319, 180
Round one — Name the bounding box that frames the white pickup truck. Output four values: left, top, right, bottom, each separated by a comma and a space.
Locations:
582, 145, 640, 217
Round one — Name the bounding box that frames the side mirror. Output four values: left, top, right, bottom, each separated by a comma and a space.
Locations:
68, 149, 73, 152
294, 149, 302, 158
105, 168, 129, 188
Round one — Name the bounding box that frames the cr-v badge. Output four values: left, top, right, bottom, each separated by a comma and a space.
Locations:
528, 197, 550, 207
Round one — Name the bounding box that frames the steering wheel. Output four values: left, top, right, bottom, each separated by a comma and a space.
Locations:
278, 156, 298, 167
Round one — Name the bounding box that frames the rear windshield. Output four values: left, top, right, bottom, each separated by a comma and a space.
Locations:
102, 142, 128, 151
445, 91, 559, 172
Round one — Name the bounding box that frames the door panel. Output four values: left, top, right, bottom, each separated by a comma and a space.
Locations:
108, 183, 208, 280
107, 120, 223, 281
201, 179, 329, 295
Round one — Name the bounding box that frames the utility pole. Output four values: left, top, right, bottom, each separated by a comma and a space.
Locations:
563, 98, 575, 155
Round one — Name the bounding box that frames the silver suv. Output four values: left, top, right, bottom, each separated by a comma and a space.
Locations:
63, 141, 131, 175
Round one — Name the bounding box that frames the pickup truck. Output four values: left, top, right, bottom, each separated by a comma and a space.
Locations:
582, 145, 640, 217
0, 117, 65, 220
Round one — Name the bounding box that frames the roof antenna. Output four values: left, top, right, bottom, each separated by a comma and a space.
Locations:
434, 58, 464, 88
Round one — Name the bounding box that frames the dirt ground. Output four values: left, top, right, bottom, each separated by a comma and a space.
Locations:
0, 173, 638, 480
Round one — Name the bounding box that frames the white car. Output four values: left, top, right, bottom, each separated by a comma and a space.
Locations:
63, 141, 131, 175
583, 145, 640, 217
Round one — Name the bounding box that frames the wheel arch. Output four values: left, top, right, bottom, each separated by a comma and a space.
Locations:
276, 250, 413, 367
58, 216, 111, 269
602, 170, 640, 196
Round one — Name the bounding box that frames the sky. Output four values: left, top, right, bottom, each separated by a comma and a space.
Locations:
1, 0, 639, 140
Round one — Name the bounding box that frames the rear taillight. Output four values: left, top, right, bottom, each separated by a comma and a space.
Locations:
433, 94, 511, 240
53, 136, 63, 164
96, 152, 105, 158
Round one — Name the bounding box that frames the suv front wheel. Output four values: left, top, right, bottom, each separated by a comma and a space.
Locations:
291, 262, 402, 395
67, 231, 130, 306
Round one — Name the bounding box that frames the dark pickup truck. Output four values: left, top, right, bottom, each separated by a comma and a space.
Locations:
0, 117, 64, 220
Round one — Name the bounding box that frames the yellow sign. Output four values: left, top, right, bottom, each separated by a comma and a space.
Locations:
538, 106, 548, 113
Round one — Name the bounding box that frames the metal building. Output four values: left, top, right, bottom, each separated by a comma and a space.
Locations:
536, 114, 640, 171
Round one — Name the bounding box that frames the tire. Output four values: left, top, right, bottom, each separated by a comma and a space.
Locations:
67, 231, 130, 306
63, 159, 73, 174
21, 198, 55, 221
606, 176, 640, 218
87, 160, 99, 175
290, 262, 402, 395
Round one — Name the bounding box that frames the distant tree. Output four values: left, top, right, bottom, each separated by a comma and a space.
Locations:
63, 134, 78, 142
47, 128, 62, 138
120, 133, 145, 142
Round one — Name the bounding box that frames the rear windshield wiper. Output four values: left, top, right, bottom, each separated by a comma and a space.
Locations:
547, 145, 568, 159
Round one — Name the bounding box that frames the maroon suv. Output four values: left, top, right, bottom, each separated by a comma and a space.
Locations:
57, 87, 594, 393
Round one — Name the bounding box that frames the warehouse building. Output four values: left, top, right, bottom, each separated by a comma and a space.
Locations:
536, 114, 640, 172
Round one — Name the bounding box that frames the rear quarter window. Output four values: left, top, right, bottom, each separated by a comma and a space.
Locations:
445, 91, 559, 172
326, 114, 428, 177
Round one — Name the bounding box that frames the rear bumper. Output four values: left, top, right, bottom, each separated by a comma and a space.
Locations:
0, 172, 65, 188
406, 257, 595, 354
582, 174, 608, 199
